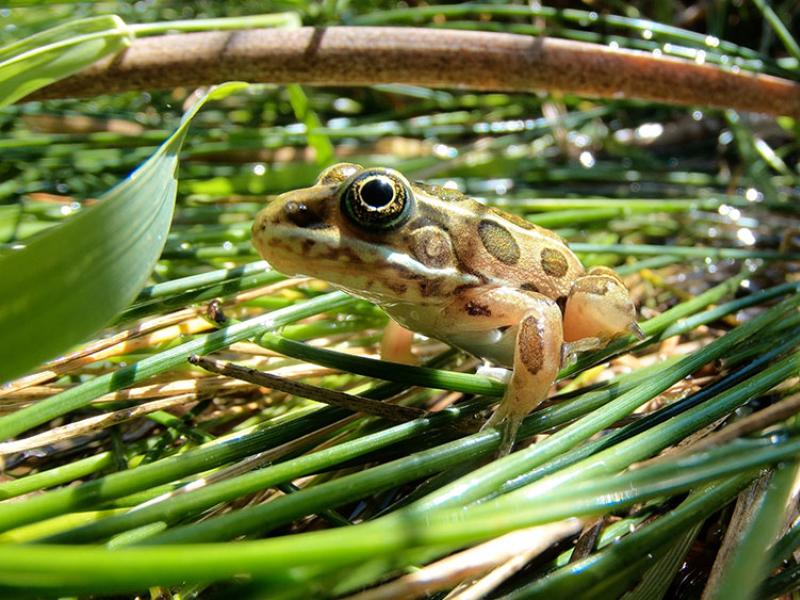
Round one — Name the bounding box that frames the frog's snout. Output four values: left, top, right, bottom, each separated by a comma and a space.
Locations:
252, 187, 339, 276
256, 188, 336, 233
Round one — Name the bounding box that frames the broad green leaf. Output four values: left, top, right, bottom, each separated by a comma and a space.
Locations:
0, 15, 132, 107
0, 82, 248, 384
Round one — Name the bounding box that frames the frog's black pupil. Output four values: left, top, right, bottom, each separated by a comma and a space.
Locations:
360, 178, 394, 208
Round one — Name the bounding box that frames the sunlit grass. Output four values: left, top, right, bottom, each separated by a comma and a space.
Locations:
0, 1, 799, 598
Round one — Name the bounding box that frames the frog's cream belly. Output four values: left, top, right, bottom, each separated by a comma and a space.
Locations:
440, 328, 517, 368
383, 300, 517, 368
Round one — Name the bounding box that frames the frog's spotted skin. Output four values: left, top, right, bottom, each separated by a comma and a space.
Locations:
253, 163, 639, 454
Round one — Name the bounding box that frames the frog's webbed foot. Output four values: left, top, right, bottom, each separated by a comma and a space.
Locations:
481, 402, 523, 457
563, 266, 638, 343
560, 337, 605, 369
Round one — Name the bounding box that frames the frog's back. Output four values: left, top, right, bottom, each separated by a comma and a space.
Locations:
413, 183, 584, 302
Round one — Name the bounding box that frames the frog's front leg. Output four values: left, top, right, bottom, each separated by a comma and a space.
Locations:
440, 288, 563, 455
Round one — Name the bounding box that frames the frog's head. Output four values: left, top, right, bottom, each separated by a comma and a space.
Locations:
252, 163, 471, 303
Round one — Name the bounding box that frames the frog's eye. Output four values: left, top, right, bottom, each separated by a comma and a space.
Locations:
341, 171, 412, 230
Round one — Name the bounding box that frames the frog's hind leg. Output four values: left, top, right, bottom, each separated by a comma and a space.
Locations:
490, 304, 563, 455
380, 319, 417, 365
563, 266, 638, 345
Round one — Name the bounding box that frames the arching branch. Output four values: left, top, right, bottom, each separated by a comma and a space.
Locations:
30, 27, 800, 118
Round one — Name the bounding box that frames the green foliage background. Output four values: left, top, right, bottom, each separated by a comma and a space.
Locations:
0, 2, 799, 599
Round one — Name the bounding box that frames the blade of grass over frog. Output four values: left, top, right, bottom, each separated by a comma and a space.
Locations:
709, 461, 800, 600
570, 243, 800, 260
0, 345, 456, 533
0, 15, 132, 107
0, 289, 352, 443
32, 28, 800, 119
258, 333, 506, 397
0, 82, 246, 385
2, 437, 800, 592
414, 294, 800, 511
38, 402, 484, 545
508, 478, 750, 600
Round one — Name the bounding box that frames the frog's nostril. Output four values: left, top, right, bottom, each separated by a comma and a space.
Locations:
284, 201, 329, 229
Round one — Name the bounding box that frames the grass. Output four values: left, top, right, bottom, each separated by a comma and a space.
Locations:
0, 1, 799, 598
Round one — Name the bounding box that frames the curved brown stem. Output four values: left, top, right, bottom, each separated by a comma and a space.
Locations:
30, 27, 800, 118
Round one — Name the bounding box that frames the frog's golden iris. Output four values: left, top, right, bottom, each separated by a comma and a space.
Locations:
340, 170, 413, 230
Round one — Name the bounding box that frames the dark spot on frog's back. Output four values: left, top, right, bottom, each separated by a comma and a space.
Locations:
478, 220, 520, 265
541, 247, 569, 278
465, 300, 491, 317
284, 201, 330, 229
519, 316, 544, 374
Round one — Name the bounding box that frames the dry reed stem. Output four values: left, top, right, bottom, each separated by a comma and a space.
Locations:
29, 28, 800, 118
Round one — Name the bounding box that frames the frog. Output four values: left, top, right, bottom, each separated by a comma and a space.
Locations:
252, 163, 642, 455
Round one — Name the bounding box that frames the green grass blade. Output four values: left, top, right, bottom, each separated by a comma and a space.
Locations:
506, 478, 749, 599
750, 0, 800, 64
0, 289, 352, 443
416, 295, 800, 511
0, 15, 132, 107
709, 461, 800, 600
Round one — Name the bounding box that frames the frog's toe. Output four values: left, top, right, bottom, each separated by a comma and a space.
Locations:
482, 406, 522, 457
